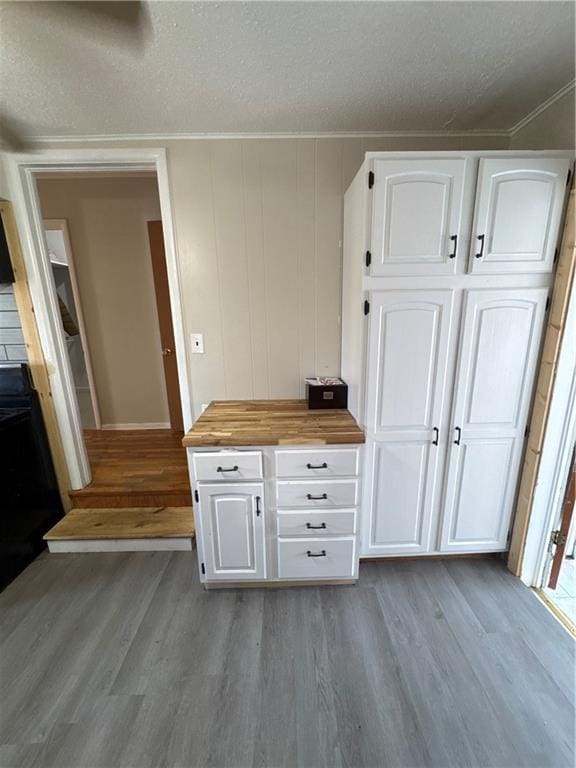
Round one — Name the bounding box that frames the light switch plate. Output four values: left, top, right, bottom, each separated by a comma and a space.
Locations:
191, 333, 204, 354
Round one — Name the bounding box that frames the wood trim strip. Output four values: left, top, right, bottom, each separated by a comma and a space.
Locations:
507, 189, 576, 575
0, 201, 71, 510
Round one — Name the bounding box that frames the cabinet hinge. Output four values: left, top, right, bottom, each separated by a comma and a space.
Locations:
194, 489, 199, 503
201, 562, 205, 575
368, 171, 374, 189
545, 296, 551, 312
365, 250, 372, 268
363, 299, 370, 316
550, 529, 567, 547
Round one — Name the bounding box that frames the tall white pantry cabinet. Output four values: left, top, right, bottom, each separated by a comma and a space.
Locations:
342, 151, 574, 558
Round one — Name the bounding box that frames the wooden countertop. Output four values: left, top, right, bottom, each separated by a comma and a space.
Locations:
182, 400, 365, 447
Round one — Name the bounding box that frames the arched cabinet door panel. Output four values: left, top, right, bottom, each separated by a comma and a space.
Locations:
469, 157, 571, 274
198, 483, 266, 580
370, 158, 470, 276
362, 290, 458, 556
440, 288, 548, 552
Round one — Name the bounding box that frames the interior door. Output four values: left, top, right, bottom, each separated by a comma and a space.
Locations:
362, 290, 458, 555
198, 482, 266, 581
369, 158, 470, 276
469, 157, 571, 274
440, 288, 548, 552
147, 220, 183, 431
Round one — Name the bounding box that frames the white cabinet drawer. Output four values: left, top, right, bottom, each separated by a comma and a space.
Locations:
192, 450, 263, 481
275, 448, 359, 478
277, 509, 356, 537
276, 479, 358, 508
277, 537, 356, 579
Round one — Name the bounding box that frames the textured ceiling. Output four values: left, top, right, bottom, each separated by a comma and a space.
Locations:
1, 1, 574, 138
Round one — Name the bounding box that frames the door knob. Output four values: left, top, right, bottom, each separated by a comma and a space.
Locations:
162, 348, 172, 356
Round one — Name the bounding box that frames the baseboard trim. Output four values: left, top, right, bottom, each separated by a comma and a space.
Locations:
100, 422, 172, 430
47, 537, 193, 553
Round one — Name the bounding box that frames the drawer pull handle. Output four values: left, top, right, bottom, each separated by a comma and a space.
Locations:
306, 493, 328, 500
307, 550, 327, 558
306, 522, 326, 529
217, 465, 239, 473
306, 462, 328, 469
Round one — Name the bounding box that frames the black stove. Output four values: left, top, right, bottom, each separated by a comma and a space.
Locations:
0, 364, 64, 589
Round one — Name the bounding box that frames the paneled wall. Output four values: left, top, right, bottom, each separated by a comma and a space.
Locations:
0, 284, 26, 362
166, 135, 507, 417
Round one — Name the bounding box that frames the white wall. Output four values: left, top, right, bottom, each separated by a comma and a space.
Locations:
164, 134, 507, 417
510, 87, 575, 150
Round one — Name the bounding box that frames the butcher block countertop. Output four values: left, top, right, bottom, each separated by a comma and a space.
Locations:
182, 400, 365, 447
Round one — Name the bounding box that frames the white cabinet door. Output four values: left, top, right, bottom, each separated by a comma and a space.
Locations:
469, 157, 571, 274
362, 290, 458, 555
198, 482, 266, 580
370, 158, 470, 276
440, 288, 548, 552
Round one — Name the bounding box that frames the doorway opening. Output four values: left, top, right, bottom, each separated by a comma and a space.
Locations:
540, 450, 576, 629
35, 171, 191, 509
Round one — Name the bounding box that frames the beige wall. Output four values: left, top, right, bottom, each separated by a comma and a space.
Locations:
37, 175, 169, 427
510, 87, 575, 149
163, 134, 507, 417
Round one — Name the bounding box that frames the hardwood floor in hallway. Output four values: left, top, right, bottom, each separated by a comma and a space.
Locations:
71, 429, 192, 508
0, 554, 573, 768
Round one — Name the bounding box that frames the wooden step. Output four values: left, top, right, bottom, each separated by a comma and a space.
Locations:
44, 507, 195, 553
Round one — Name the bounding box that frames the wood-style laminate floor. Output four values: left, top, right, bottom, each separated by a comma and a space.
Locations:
1, 554, 573, 768
71, 430, 192, 508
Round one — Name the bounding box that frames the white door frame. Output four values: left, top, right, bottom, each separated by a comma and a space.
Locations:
44, 217, 102, 430
5, 148, 192, 490
520, 279, 576, 586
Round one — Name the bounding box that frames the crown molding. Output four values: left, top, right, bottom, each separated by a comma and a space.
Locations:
27, 128, 510, 145
509, 79, 575, 137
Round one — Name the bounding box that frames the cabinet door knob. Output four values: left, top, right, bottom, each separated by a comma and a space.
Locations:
162, 348, 172, 356
475, 234, 485, 259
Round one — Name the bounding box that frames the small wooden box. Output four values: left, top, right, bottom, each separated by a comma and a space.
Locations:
305, 378, 348, 410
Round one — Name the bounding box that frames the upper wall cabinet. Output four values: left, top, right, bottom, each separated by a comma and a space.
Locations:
369, 158, 470, 276
469, 157, 572, 275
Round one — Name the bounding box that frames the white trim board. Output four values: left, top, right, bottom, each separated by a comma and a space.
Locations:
101, 422, 171, 430
5, 148, 193, 490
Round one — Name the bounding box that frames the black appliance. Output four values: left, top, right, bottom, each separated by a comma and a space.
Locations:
0, 364, 63, 590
